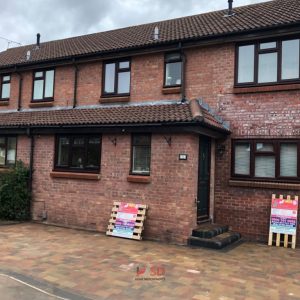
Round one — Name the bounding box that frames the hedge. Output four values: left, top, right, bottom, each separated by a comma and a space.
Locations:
0, 161, 31, 220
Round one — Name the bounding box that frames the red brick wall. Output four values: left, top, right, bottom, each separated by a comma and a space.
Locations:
184, 43, 300, 244
77, 62, 102, 106
16, 135, 31, 165
0, 73, 19, 111
26, 133, 198, 244
3, 41, 300, 244
1, 53, 182, 109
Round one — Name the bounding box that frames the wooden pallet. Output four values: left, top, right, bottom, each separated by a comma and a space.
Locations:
268, 195, 298, 249
106, 201, 148, 240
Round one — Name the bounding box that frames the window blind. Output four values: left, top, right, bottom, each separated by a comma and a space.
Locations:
234, 144, 250, 175
280, 144, 297, 177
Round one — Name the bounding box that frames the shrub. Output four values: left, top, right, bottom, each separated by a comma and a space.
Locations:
0, 161, 31, 220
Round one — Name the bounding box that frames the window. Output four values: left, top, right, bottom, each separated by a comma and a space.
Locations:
0, 75, 11, 100
0, 137, 17, 167
232, 140, 300, 180
236, 38, 300, 85
131, 134, 151, 175
164, 53, 182, 87
103, 60, 130, 96
55, 135, 101, 173
32, 70, 55, 101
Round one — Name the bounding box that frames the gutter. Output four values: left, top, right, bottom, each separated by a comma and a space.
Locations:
26, 127, 35, 193
179, 42, 186, 103
73, 59, 79, 108
15, 66, 23, 111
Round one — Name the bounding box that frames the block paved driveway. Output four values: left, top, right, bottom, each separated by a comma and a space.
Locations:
0, 223, 299, 300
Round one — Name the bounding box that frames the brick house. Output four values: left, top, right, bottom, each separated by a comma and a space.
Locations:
0, 0, 299, 246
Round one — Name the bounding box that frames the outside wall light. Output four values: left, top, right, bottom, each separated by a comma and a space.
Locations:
217, 144, 226, 156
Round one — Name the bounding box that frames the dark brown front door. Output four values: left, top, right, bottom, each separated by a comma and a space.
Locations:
197, 136, 211, 222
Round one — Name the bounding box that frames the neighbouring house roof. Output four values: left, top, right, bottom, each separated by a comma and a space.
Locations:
0, 100, 229, 133
0, 0, 299, 68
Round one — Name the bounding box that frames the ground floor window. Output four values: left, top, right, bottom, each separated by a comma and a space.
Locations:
232, 139, 299, 180
54, 135, 101, 172
131, 134, 151, 175
0, 137, 17, 167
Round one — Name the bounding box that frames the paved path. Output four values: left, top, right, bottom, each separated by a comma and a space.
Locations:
0, 275, 58, 300
0, 223, 299, 299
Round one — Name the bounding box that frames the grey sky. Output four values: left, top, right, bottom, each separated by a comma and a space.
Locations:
0, 0, 267, 51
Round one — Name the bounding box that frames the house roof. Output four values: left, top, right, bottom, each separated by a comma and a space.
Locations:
0, 100, 229, 133
0, 0, 299, 68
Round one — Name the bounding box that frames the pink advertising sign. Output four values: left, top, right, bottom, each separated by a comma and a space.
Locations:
112, 202, 141, 239
270, 197, 298, 235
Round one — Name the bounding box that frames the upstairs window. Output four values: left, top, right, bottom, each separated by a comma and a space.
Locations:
33, 69, 55, 101
55, 135, 101, 173
103, 60, 131, 96
236, 38, 300, 85
131, 134, 151, 175
0, 137, 17, 167
164, 53, 182, 87
232, 140, 300, 180
0, 75, 11, 100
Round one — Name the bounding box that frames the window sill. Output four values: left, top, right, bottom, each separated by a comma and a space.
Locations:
50, 171, 101, 180
229, 179, 300, 190
162, 86, 181, 94
0, 101, 9, 106
29, 101, 54, 108
233, 83, 300, 94
100, 96, 130, 104
0, 167, 12, 173
127, 175, 151, 184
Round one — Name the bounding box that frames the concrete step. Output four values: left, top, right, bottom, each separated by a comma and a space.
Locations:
192, 224, 229, 239
188, 231, 241, 250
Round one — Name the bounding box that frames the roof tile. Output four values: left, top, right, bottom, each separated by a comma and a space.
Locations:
0, 0, 299, 68
0, 101, 229, 132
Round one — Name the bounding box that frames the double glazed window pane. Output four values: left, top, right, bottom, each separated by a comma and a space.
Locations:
260, 42, 276, 50
0, 143, 5, 165
71, 138, 85, 168
86, 138, 100, 168
104, 63, 116, 93
33, 70, 55, 100
256, 143, 273, 152
6, 137, 16, 165
45, 70, 54, 98
1, 83, 10, 99
258, 53, 278, 83
165, 62, 182, 86
255, 156, 275, 178
238, 45, 255, 83
118, 71, 130, 94
56, 136, 100, 170
238, 39, 300, 84
132, 147, 151, 174
132, 135, 151, 175
119, 61, 130, 69
33, 80, 44, 100
57, 137, 70, 167
0, 137, 16, 166
104, 61, 130, 95
282, 39, 300, 80
234, 144, 250, 175
280, 144, 297, 177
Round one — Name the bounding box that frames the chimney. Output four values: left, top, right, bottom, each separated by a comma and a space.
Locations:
228, 0, 234, 16
36, 33, 41, 47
